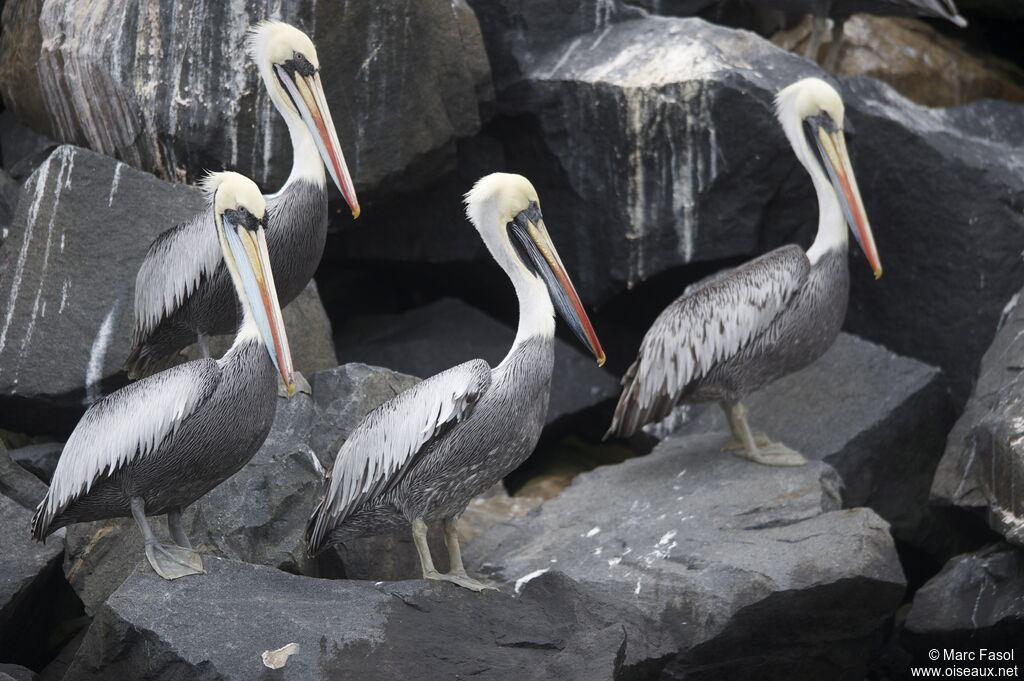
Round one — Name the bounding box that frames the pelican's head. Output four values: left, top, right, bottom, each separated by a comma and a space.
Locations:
776, 78, 881, 279
465, 173, 605, 366
247, 20, 360, 219
205, 171, 296, 394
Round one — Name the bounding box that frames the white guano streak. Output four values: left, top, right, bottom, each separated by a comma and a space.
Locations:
85, 300, 121, 405
22, 148, 76, 354
0, 155, 54, 355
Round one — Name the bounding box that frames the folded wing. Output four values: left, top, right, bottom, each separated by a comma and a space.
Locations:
305, 360, 492, 553
607, 245, 810, 438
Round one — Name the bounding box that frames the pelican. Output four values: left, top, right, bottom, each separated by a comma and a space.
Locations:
125, 21, 358, 377
605, 78, 881, 466
304, 173, 605, 591
33, 173, 295, 580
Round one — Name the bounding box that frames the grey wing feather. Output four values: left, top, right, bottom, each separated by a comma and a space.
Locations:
32, 360, 221, 538
607, 245, 810, 438
305, 360, 492, 553
131, 203, 220, 347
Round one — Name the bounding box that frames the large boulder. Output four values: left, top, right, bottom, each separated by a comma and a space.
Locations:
62, 363, 420, 614
663, 333, 951, 542
62, 557, 667, 681
932, 290, 1024, 546
466, 434, 906, 679
0, 145, 339, 435
0, 0, 493, 196
335, 297, 619, 436
904, 543, 1024, 651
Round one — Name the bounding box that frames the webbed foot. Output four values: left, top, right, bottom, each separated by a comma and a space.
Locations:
424, 569, 498, 592
145, 542, 205, 580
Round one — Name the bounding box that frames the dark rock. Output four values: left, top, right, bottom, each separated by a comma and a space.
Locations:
6, 441, 62, 484
0, 447, 48, 510
0, 145, 340, 436
904, 543, 1024, 651
664, 333, 951, 541
0, 491, 64, 667
308, 362, 420, 461
335, 298, 619, 436
456, 8, 1024, 404
933, 290, 1024, 546
838, 78, 1024, 406
0, 0, 492, 196
38, 628, 86, 681
0, 110, 56, 180
0, 145, 204, 435
63, 363, 419, 614
0, 168, 18, 239
62, 557, 668, 681
466, 433, 906, 678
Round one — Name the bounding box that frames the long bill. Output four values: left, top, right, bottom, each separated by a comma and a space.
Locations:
223, 217, 297, 394
508, 214, 606, 366
276, 65, 360, 219
813, 124, 882, 279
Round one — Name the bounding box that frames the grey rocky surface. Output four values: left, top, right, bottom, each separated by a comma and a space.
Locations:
0, 145, 338, 435
335, 297, 619, 436
933, 290, 1024, 546
62, 363, 420, 614
0, 448, 48, 510
0, 0, 492, 196
465, 433, 907, 679
5, 442, 61, 484
904, 543, 1024, 651
0, 492, 64, 668
661, 332, 951, 541
62, 557, 666, 681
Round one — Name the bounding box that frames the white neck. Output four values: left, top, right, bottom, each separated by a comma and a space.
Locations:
470, 201, 556, 368
784, 116, 847, 266
223, 312, 262, 361
264, 72, 325, 193
503, 271, 555, 367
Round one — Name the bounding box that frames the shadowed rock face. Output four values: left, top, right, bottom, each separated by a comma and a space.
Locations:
0, 0, 493, 196
0, 145, 337, 436
61, 558, 668, 681
0, 490, 64, 669
465, 433, 906, 679
904, 543, 1024, 652
662, 332, 951, 543
933, 289, 1024, 546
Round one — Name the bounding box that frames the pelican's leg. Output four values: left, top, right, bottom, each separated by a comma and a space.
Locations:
719, 401, 807, 467
412, 518, 493, 592
822, 16, 845, 72
443, 517, 498, 591
131, 497, 204, 580
197, 333, 211, 359
166, 508, 192, 549
804, 16, 827, 61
